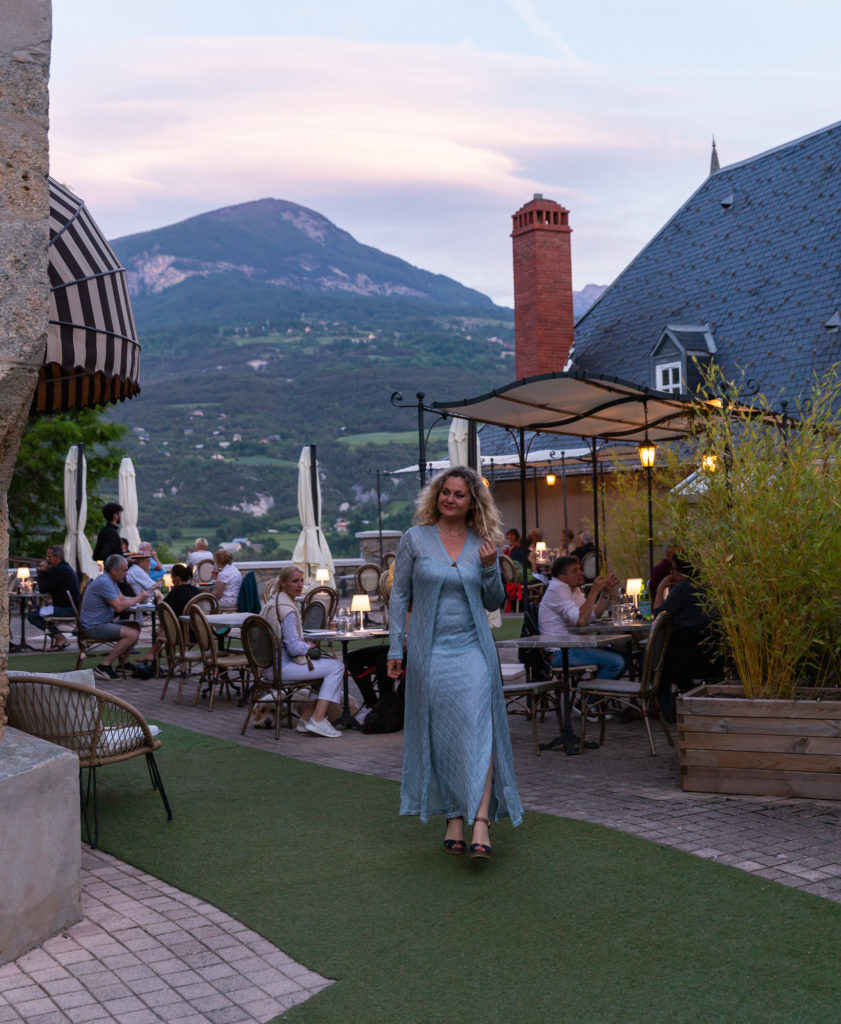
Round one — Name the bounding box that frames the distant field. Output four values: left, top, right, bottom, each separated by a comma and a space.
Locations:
236, 455, 298, 467
339, 427, 449, 449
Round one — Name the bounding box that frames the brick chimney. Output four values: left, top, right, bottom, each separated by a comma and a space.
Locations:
511, 194, 574, 379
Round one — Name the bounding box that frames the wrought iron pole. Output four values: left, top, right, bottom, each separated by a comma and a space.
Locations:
590, 439, 600, 575
561, 452, 568, 550
416, 392, 427, 487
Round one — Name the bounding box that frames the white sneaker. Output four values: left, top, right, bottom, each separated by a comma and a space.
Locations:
295, 717, 311, 734
305, 717, 342, 738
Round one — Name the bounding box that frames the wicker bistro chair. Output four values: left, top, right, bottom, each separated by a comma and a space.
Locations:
578, 611, 675, 756
301, 585, 338, 626
262, 577, 280, 603
6, 671, 172, 849
39, 604, 76, 650
157, 601, 203, 704
378, 570, 392, 626
67, 590, 123, 673
301, 599, 327, 631
189, 604, 251, 711
240, 615, 316, 737
194, 559, 216, 585
180, 591, 218, 645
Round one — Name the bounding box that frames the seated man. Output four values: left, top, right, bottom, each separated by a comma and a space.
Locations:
30, 545, 80, 650
126, 542, 162, 599
80, 554, 150, 681
537, 555, 626, 680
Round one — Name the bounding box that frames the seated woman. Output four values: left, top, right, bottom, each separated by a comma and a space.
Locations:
261, 566, 345, 739
188, 537, 214, 566
136, 563, 201, 669
213, 549, 242, 611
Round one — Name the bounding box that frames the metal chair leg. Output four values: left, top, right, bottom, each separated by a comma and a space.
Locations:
145, 753, 173, 821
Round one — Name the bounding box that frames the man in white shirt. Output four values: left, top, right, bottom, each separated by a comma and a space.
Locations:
538, 556, 626, 678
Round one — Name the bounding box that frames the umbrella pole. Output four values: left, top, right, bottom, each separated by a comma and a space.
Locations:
75, 442, 84, 576
518, 429, 528, 608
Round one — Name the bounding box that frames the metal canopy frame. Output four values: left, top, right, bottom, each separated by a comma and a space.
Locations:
428, 371, 704, 583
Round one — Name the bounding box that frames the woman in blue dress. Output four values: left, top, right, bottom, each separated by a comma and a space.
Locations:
387, 466, 523, 859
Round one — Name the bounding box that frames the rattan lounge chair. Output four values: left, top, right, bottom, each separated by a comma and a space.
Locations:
6, 670, 172, 848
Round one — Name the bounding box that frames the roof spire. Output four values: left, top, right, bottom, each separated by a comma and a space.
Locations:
709, 135, 720, 175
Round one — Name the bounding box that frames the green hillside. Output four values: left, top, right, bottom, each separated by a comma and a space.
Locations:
98, 198, 519, 556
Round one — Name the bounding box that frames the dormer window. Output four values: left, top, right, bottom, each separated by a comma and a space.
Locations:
656, 361, 682, 394
650, 324, 717, 395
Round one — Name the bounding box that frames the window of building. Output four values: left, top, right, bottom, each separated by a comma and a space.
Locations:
656, 361, 682, 394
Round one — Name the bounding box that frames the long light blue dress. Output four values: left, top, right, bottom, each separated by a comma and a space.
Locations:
388, 525, 523, 826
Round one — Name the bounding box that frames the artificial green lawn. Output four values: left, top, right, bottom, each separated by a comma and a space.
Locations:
95, 724, 841, 1024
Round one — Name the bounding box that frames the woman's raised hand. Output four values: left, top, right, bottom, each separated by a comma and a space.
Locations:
478, 538, 497, 568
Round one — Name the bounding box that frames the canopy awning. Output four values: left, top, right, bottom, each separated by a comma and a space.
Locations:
433, 370, 701, 443
32, 178, 141, 414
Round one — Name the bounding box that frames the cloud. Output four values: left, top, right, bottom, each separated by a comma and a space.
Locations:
49, 33, 841, 303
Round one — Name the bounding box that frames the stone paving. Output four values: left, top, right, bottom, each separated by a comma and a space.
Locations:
0, 848, 330, 1023
4, 633, 841, 1022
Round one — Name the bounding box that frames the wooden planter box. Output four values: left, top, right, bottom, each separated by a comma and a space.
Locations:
677, 684, 841, 800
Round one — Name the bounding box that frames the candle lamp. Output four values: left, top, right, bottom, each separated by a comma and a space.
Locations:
625, 578, 643, 610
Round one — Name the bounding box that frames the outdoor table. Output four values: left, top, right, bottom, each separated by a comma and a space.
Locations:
8, 591, 41, 652
495, 632, 631, 755
304, 627, 389, 730
570, 619, 652, 680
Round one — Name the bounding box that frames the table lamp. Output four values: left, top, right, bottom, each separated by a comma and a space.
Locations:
626, 578, 643, 609
17, 566, 30, 593
535, 541, 547, 561
315, 568, 330, 584
162, 573, 173, 591
351, 593, 370, 631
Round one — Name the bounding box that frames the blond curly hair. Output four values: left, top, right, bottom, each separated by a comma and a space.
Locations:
413, 466, 503, 544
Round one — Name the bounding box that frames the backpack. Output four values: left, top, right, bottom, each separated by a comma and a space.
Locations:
518, 599, 552, 681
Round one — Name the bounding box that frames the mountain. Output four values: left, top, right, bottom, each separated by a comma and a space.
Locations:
573, 283, 607, 319
103, 199, 603, 557
112, 199, 495, 329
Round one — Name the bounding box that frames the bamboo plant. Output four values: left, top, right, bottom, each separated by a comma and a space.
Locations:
661, 367, 841, 699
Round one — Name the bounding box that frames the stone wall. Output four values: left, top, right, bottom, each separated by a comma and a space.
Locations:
0, 0, 52, 735
0, 729, 81, 964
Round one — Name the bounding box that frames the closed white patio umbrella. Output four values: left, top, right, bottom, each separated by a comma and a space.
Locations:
292, 445, 334, 583
63, 445, 100, 580
447, 417, 481, 470
447, 420, 499, 625
118, 457, 142, 552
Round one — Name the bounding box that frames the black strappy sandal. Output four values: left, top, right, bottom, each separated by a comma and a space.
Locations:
470, 816, 492, 859
443, 816, 466, 854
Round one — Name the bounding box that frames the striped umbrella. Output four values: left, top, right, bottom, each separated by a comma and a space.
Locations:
32, 178, 141, 414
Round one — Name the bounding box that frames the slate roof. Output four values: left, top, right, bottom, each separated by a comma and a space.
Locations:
570, 120, 841, 407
